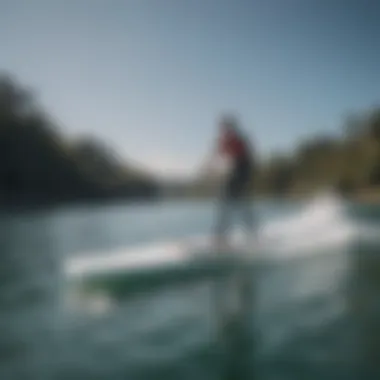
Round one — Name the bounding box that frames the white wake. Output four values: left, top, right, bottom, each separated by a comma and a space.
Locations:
257, 192, 355, 257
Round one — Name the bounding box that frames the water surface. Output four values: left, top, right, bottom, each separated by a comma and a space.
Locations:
1, 197, 380, 379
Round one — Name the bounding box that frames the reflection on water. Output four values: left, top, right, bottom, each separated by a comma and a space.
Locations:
0, 213, 59, 380
348, 242, 380, 378
0, 200, 380, 379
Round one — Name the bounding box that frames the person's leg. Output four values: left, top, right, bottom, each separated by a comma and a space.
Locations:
214, 173, 239, 248
215, 190, 233, 248
234, 163, 255, 235
240, 192, 254, 232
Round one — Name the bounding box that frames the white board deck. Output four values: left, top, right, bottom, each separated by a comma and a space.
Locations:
65, 236, 254, 281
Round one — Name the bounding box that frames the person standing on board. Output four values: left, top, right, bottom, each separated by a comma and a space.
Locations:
200, 115, 256, 249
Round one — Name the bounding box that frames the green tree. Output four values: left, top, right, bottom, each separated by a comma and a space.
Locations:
0, 72, 159, 207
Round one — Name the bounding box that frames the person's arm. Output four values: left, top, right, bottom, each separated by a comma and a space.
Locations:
197, 132, 221, 176
198, 145, 234, 183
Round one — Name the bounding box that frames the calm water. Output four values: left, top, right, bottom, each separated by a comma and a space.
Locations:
1, 198, 380, 380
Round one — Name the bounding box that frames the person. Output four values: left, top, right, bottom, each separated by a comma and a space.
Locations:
201, 115, 256, 249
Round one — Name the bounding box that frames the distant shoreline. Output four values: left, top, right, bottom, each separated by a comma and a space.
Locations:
0, 194, 160, 215
349, 188, 380, 204
1, 187, 380, 215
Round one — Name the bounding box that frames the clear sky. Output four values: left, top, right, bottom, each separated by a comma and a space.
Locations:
1, 0, 379, 179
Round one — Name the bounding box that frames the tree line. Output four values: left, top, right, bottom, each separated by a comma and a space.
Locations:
0, 73, 159, 209
254, 108, 380, 197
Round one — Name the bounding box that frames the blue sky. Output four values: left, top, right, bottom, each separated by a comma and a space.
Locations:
1, 0, 379, 179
